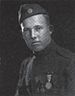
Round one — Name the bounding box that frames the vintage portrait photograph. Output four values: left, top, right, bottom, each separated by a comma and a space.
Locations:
0, 0, 75, 96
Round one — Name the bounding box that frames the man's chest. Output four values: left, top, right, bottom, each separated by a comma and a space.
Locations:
29, 54, 69, 95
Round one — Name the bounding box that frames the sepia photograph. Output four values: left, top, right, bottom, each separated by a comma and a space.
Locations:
0, 0, 75, 96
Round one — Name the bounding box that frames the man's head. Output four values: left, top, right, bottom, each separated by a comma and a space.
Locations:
18, 4, 53, 52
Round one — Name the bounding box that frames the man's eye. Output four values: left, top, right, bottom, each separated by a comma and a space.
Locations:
35, 26, 43, 31
22, 28, 30, 36
23, 28, 29, 32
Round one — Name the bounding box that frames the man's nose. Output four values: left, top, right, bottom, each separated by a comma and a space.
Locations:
31, 29, 37, 39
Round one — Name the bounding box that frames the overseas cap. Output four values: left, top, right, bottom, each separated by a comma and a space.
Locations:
18, 4, 48, 24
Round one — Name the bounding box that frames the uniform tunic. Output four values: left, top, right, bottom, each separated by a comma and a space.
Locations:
15, 40, 75, 96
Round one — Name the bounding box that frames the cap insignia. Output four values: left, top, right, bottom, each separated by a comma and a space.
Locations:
27, 8, 33, 14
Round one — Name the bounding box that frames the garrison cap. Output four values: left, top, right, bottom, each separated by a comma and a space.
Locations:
18, 4, 48, 24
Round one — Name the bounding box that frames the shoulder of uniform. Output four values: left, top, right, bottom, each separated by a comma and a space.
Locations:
54, 42, 73, 59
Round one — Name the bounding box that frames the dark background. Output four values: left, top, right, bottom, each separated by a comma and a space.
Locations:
0, 0, 75, 96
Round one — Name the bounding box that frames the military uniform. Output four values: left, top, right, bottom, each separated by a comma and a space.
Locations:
15, 4, 75, 96
15, 40, 75, 96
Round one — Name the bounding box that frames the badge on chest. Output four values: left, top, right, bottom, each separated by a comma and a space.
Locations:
33, 72, 53, 93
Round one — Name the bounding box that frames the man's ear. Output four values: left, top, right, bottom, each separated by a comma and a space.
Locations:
49, 25, 54, 34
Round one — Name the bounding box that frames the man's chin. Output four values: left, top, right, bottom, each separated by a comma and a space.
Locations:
31, 46, 44, 52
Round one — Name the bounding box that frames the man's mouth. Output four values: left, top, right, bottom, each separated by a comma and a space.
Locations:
32, 41, 40, 46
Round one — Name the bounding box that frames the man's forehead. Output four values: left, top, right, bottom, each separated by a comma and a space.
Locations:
24, 14, 46, 22
21, 14, 47, 27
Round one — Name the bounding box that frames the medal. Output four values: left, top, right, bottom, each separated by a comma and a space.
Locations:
45, 74, 52, 89
45, 82, 52, 89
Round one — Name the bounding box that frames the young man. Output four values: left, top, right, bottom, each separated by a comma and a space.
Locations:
15, 4, 75, 96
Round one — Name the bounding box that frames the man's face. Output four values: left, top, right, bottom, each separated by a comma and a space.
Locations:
21, 14, 52, 52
